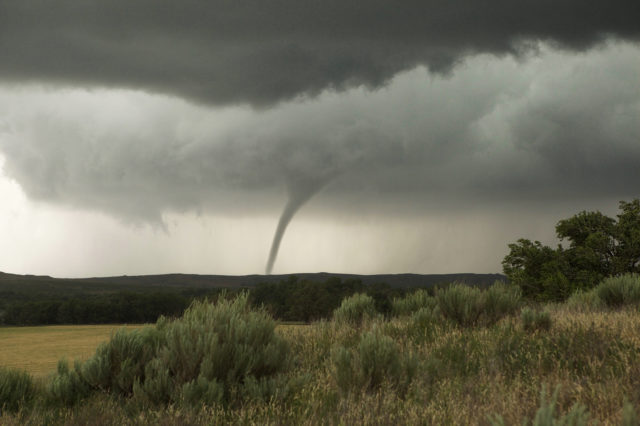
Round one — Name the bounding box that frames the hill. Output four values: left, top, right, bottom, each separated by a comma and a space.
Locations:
0, 271, 505, 295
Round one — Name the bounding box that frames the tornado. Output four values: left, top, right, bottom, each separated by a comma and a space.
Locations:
265, 181, 325, 274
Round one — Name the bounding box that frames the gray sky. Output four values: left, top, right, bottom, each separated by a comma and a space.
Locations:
0, 1, 638, 277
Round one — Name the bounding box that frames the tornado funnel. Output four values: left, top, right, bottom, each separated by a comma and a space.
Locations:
265, 181, 325, 274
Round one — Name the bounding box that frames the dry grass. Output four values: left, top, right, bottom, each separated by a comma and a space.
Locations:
0, 324, 146, 377
1, 304, 640, 424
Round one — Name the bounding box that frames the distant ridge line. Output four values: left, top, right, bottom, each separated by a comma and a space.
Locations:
0, 271, 506, 291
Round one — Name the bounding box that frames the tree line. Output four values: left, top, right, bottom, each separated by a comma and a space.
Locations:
0, 278, 413, 326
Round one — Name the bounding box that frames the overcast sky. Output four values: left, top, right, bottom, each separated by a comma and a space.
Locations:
0, 1, 638, 277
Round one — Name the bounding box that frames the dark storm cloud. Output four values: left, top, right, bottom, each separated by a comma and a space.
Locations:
1, 0, 638, 105
1, 43, 638, 222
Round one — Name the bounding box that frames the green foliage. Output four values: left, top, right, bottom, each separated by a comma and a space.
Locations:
251, 277, 404, 322
357, 329, 402, 390
331, 328, 415, 396
80, 327, 163, 396
520, 308, 552, 332
333, 293, 377, 326
435, 282, 521, 327
179, 377, 224, 407
502, 239, 570, 301
503, 199, 640, 301
405, 306, 444, 344
565, 289, 604, 311
47, 360, 90, 406
0, 367, 35, 413
45, 292, 289, 408
596, 273, 640, 307
483, 281, 523, 325
435, 283, 485, 327
138, 293, 289, 406
613, 199, 640, 274
391, 289, 437, 316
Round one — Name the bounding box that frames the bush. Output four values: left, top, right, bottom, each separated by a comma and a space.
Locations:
357, 330, 402, 390
521, 308, 552, 333
332, 328, 415, 396
566, 289, 604, 311
435, 283, 485, 327
482, 282, 522, 325
136, 293, 289, 406
80, 327, 163, 396
596, 273, 640, 307
333, 293, 377, 326
391, 290, 437, 316
405, 306, 443, 344
47, 292, 290, 408
0, 367, 35, 413
47, 360, 90, 406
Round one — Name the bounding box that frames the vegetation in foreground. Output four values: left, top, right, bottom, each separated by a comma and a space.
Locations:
2, 275, 640, 425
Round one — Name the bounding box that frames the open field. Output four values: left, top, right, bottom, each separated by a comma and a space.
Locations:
0, 324, 146, 377
1, 286, 640, 425
0, 323, 304, 378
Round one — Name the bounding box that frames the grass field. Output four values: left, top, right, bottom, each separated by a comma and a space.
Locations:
0, 324, 146, 377
1, 285, 639, 425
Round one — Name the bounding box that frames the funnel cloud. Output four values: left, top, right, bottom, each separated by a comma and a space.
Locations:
266, 186, 324, 274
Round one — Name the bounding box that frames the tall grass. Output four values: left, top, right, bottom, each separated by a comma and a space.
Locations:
2, 284, 640, 425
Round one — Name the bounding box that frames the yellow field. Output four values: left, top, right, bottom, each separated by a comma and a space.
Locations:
0, 324, 146, 377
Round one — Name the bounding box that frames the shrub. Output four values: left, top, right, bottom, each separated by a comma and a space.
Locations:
405, 306, 443, 344
0, 367, 35, 413
596, 273, 640, 307
331, 328, 415, 396
357, 329, 402, 390
333, 293, 377, 326
80, 327, 163, 396
435, 283, 484, 327
136, 293, 289, 406
47, 292, 289, 408
391, 290, 437, 316
521, 308, 552, 332
47, 360, 90, 406
482, 282, 522, 325
566, 289, 604, 311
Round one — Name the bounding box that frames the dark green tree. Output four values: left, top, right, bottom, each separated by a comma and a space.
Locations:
503, 199, 640, 301
614, 199, 640, 273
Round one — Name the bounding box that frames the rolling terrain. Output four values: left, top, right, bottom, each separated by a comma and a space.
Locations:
0, 271, 505, 295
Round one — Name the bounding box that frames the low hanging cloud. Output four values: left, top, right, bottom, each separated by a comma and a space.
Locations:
1, 42, 638, 221
0, 0, 638, 106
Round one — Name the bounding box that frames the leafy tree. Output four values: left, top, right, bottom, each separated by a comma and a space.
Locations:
503, 199, 640, 301
615, 199, 640, 273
